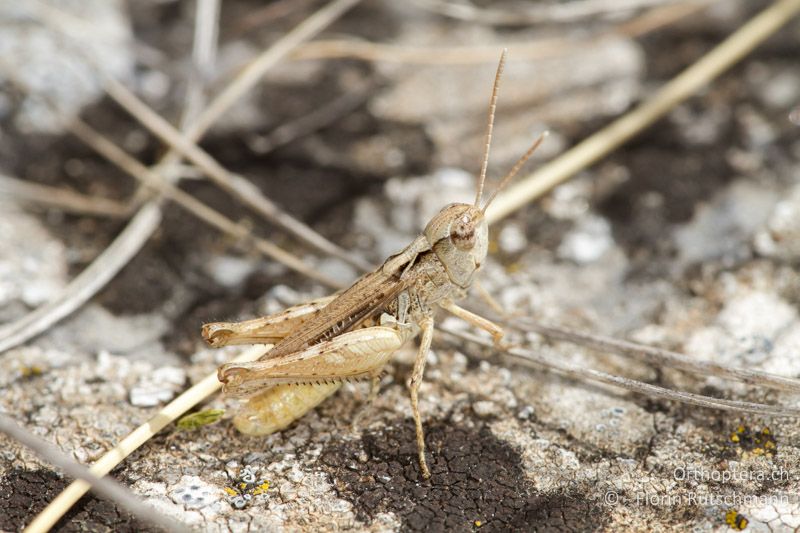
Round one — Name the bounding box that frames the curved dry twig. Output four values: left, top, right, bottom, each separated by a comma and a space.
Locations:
0, 413, 190, 533
441, 327, 800, 418
24, 345, 268, 533
0, 204, 162, 354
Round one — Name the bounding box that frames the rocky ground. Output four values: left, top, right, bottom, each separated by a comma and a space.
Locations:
1, 0, 800, 531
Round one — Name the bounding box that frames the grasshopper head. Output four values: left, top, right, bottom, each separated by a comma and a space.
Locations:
424, 203, 488, 288
423, 51, 548, 290
419, 51, 545, 290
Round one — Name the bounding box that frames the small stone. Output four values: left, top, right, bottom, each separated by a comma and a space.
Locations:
278, 481, 298, 500
472, 400, 501, 419
129, 387, 173, 407
517, 405, 535, 420
129, 366, 186, 407
756, 70, 800, 110
498, 224, 527, 254
557, 215, 614, 264
755, 183, 800, 260
206, 255, 257, 288
170, 476, 222, 509
790, 106, 800, 126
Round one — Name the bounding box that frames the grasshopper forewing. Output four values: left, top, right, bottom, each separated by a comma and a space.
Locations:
202, 50, 545, 478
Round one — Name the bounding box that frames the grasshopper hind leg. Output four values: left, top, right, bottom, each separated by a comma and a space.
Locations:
221, 326, 406, 436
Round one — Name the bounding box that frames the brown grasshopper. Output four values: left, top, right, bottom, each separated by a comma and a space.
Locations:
201, 50, 544, 478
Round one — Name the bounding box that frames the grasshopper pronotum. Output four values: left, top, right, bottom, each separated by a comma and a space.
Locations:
201, 50, 538, 478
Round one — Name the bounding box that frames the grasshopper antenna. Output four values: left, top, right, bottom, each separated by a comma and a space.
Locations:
475, 48, 507, 208
482, 130, 548, 213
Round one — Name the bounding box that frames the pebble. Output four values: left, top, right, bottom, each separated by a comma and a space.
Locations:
517, 405, 535, 420
557, 215, 614, 264
129, 366, 187, 407
756, 69, 800, 110
472, 400, 501, 419
206, 255, 257, 288
755, 183, 800, 260
498, 224, 527, 254
0, 206, 66, 310
170, 476, 222, 509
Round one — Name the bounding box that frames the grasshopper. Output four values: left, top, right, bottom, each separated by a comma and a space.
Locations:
201, 50, 544, 478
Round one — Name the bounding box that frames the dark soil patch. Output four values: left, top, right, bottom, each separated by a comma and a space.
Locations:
0, 467, 156, 533
318, 419, 609, 532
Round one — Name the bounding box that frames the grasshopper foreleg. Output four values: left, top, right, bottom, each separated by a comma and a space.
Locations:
440, 299, 507, 349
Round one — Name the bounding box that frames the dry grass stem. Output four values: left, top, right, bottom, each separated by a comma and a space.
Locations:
183, 0, 363, 144
25, 346, 269, 533
441, 327, 800, 418
486, 0, 800, 223
66, 117, 343, 289
0, 414, 190, 533
103, 77, 372, 273
0, 174, 130, 218
181, 0, 221, 129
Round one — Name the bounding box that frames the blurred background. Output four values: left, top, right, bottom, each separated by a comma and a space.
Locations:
1, 0, 799, 530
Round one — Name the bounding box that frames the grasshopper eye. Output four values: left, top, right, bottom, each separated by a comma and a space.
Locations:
450, 215, 476, 251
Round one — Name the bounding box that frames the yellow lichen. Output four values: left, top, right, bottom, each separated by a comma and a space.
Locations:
725, 509, 748, 530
